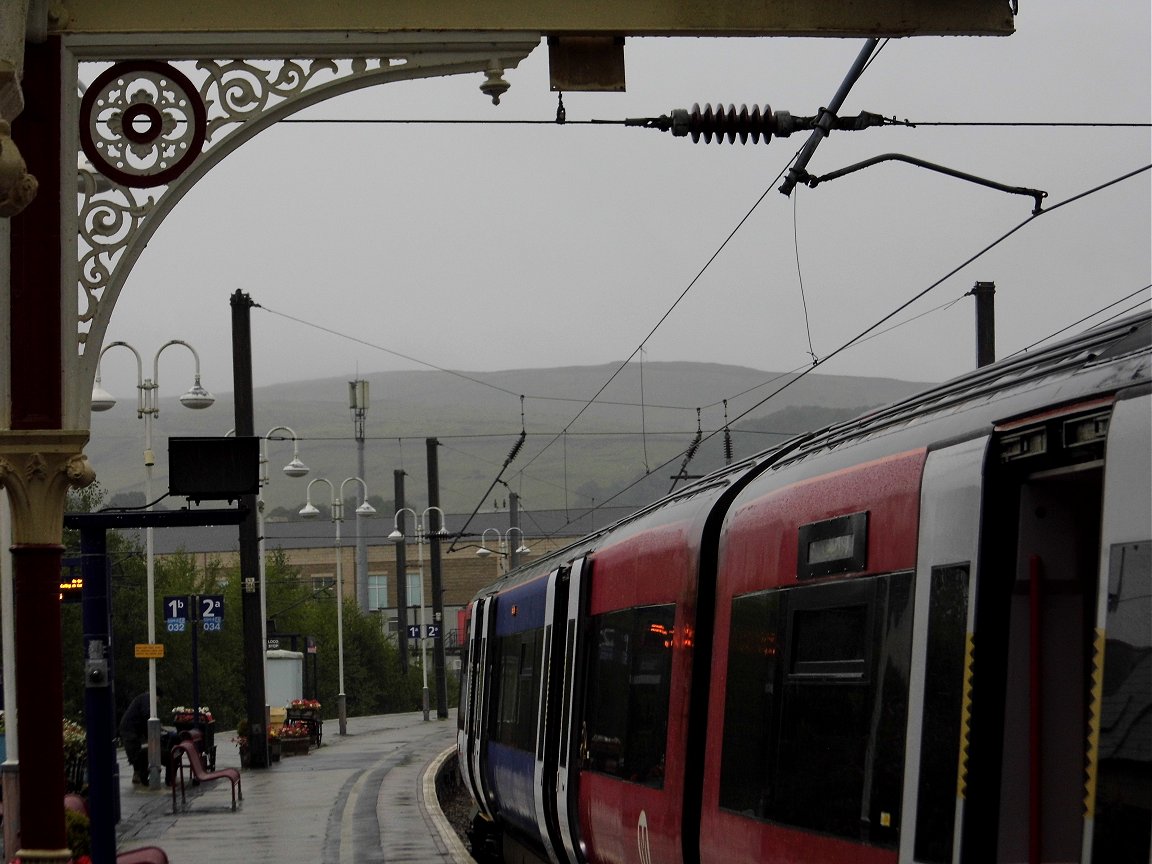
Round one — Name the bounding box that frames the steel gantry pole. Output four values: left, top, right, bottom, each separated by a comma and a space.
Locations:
349, 380, 370, 610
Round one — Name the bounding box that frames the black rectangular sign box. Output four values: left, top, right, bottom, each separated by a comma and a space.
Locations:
168, 436, 259, 503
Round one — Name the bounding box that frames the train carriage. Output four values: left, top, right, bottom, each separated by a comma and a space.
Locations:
459, 311, 1151, 864
701, 312, 1152, 864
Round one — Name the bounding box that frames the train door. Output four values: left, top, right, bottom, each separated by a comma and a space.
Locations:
533, 567, 571, 864
459, 603, 473, 789
909, 399, 1151, 864
901, 397, 1151, 864
554, 558, 588, 864
968, 403, 1110, 864
466, 597, 497, 821
899, 436, 986, 864
1083, 394, 1150, 862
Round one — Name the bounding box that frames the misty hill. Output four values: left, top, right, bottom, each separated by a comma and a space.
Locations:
84, 361, 932, 520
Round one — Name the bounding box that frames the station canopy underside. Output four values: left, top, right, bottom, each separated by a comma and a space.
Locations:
54, 0, 1014, 38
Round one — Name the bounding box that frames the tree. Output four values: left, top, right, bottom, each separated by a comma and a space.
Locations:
61, 509, 443, 732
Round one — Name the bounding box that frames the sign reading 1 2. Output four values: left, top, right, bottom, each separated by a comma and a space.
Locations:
164, 594, 224, 632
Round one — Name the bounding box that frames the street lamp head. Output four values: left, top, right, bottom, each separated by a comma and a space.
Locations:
299, 502, 321, 519
355, 501, 376, 517
515, 544, 532, 556
387, 528, 404, 542
478, 527, 499, 557
91, 381, 117, 412
282, 457, 309, 478
179, 376, 215, 410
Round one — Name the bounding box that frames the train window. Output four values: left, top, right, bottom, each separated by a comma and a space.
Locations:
718, 573, 912, 847
913, 564, 969, 864
719, 590, 780, 815
582, 604, 675, 788
491, 628, 544, 751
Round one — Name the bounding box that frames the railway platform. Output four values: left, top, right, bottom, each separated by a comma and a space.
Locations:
112, 710, 470, 864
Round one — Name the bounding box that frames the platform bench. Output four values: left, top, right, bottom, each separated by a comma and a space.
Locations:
170, 740, 242, 813
117, 847, 169, 864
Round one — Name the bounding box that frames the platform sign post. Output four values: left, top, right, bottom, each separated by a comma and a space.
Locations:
164, 594, 224, 733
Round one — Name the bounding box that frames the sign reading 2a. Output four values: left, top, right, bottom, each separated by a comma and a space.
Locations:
200, 595, 224, 632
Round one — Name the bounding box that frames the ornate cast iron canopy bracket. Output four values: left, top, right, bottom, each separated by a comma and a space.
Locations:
71, 34, 539, 422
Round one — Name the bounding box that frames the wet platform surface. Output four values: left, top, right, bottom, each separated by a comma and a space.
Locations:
114, 711, 469, 864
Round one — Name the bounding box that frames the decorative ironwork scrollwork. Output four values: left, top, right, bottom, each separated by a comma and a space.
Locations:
79, 60, 207, 188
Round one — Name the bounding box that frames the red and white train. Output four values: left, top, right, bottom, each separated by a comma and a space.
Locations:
457, 311, 1151, 864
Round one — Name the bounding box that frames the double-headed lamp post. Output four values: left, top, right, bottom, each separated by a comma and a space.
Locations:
299, 477, 374, 735
91, 339, 214, 788
388, 506, 447, 722
476, 526, 532, 572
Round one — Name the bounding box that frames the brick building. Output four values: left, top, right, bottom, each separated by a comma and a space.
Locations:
143, 507, 633, 652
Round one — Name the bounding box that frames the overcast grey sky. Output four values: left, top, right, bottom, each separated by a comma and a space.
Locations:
99, 0, 1150, 406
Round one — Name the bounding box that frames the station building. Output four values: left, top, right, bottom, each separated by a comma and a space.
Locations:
143, 507, 634, 655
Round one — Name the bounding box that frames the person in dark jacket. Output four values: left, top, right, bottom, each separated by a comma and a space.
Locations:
119, 691, 149, 784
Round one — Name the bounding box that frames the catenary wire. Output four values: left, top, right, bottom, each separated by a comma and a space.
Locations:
1004, 286, 1151, 358
514, 155, 799, 475
792, 192, 818, 365
280, 117, 1151, 129
552, 166, 1152, 526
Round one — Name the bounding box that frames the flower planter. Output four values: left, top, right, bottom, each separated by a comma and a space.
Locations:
280, 737, 310, 757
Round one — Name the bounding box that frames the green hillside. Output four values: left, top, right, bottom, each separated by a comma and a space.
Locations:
85, 361, 931, 518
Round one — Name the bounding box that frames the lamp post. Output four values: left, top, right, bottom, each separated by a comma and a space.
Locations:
388, 506, 447, 722
299, 476, 374, 735
91, 339, 214, 788
231, 427, 309, 695
476, 526, 532, 573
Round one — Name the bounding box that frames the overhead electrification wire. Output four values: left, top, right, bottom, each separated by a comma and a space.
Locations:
640, 346, 650, 472
1005, 285, 1151, 358
255, 303, 704, 412
279, 118, 1151, 130
792, 191, 819, 365
886, 121, 1151, 128
515, 155, 799, 476
446, 411, 527, 553
859, 37, 891, 75
711, 163, 1152, 427
562, 163, 1152, 523
280, 118, 618, 125
256, 303, 524, 398
516, 38, 893, 482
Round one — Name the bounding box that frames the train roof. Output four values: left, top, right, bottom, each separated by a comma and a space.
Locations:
471, 311, 1151, 601
762, 310, 1150, 477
